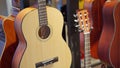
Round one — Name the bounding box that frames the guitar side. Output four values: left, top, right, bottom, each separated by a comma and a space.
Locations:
98, 1, 120, 67
0, 16, 19, 68
12, 6, 71, 68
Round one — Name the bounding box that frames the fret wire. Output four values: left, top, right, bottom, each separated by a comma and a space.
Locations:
39, 19, 48, 24
40, 22, 48, 26
39, 18, 48, 21
38, 3, 46, 6
38, 0, 46, 3
39, 17, 47, 20
38, 6, 46, 10
39, 14, 47, 17
38, 8, 46, 11
39, 10, 46, 13
38, 15, 47, 19
39, 19, 47, 23
38, 12, 47, 15
38, 12, 47, 16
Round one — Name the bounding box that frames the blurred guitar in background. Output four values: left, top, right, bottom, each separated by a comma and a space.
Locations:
0, 0, 30, 68
98, 0, 120, 67
82, 0, 106, 59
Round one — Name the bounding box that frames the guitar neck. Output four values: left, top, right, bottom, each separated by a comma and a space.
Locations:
38, 0, 48, 26
84, 33, 91, 68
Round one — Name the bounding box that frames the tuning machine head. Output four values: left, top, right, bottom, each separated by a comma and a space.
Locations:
73, 14, 77, 17
74, 19, 79, 23
90, 26, 94, 31
73, 14, 79, 23
78, 29, 84, 33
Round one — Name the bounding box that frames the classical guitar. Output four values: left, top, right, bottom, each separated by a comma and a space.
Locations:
0, 15, 6, 58
83, 0, 106, 59
12, 0, 72, 68
76, 10, 92, 68
98, 0, 120, 67
0, 0, 30, 68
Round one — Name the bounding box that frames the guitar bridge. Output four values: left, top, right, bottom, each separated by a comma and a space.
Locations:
35, 57, 58, 68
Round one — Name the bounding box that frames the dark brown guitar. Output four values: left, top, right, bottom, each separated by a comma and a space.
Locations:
83, 0, 106, 59
98, 0, 120, 67
0, 0, 30, 68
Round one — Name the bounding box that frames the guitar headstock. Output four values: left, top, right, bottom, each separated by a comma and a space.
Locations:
75, 10, 92, 34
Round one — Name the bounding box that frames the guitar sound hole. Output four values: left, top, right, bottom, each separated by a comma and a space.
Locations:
38, 25, 50, 39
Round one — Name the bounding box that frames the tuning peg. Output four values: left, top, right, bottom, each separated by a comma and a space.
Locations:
90, 26, 94, 30
75, 25, 79, 28
74, 19, 79, 22
78, 29, 83, 33
73, 14, 77, 17
90, 26, 94, 31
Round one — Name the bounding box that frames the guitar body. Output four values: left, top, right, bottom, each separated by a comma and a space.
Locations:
12, 6, 71, 68
98, 1, 120, 67
0, 16, 19, 68
83, 0, 105, 58
0, 15, 5, 58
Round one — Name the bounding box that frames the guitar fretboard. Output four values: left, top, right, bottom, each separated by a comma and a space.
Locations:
84, 33, 91, 68
38, 0, 48, 26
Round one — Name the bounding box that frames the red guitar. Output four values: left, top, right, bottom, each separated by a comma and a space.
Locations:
83, 0, 106, 59
98, 0, 120, 67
